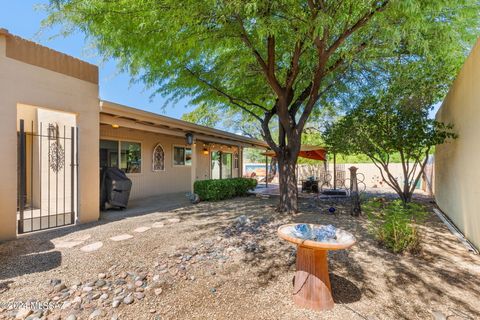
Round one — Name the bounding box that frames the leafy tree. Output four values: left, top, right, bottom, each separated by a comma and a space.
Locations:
243, 148, 265, 163
182, 104, 272, 165
324, 61, 458, 203
181, 104, 222, 127
45, 0, 479, 212
183, 105, 265, 139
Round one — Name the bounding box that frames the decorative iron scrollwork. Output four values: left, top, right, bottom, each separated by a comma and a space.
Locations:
49, 141, 65, 173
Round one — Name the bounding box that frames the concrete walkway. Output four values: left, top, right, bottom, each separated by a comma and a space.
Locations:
101, 192, 191, 222
40, 193, 192, 253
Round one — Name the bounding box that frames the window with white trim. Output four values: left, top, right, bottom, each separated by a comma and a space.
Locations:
173, 146, 192, 166
100, 139, 141, 173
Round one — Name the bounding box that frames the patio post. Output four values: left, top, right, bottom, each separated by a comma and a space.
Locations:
238, 145, 243, 177
333, 153, 337, 190
190, 140, 196, 192
265, 153, 268, 188
349, 166, 361, 217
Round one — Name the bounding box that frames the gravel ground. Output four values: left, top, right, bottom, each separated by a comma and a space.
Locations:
0, 194, 479, 320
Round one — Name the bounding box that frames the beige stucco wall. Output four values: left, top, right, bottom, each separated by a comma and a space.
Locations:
0, 34, 99, 240
195, 142, 211, 180
435, 38, 480, 250
297, 162, 422, 190
100, 125, 194, 199
100, 127, 243, 200
195, 142, 241, 180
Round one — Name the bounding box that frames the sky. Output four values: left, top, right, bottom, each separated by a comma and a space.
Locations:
0, 0, 195, 119
0, 1, 448, 121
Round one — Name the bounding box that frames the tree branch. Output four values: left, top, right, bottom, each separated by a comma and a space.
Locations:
371, 157, 403, 196
285, 40, 303, 91
370, 152, 404, 196
296, 70, 343, 132
267, 35, 276, 79
325, 41, 369, 75
261, 104, 281, 153
409, 148, 431, 196
399, 149, 409, 196
185, 67, 263, 121
288, 82, 312, 118
236, 16, 284, 96
326, 0, 389, 57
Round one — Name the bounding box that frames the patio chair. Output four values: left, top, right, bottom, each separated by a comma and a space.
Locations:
301, 179, 319, 193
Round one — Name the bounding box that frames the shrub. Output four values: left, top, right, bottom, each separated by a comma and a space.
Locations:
194, 178, 257, 201
364, 198, 428, 254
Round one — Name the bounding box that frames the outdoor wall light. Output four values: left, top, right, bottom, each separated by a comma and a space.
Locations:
203, 148, 209, 155
185, 132, 194, 145
111, 124, 120, 129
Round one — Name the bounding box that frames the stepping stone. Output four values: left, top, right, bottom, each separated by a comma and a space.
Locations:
152, 222, 164, 228
133, 227, 151, 233
431, 311, 447, 320
167, 218, 180, 224
110, 234, 133, 241
80, 242, 103, 252
54, 240, 84, 249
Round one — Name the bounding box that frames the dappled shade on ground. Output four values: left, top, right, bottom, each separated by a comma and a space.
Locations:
0, 194, 478, 319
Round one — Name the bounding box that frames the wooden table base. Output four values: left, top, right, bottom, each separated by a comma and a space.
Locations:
293, 245, 334, 311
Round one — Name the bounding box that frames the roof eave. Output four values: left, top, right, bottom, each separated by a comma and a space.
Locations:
100, 100, 268, 148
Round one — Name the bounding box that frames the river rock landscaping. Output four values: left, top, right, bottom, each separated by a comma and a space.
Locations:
0, 195, 479, 319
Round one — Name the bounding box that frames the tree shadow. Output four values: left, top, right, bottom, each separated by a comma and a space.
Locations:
0, 238, 61, 280
0, 193, 195, 282
100, 192, 192, 222
0, 280, 14, 294
2, 193, 476, 319
331, 273, 362, 304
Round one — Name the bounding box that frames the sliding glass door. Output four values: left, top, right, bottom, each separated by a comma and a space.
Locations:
222, 153, 232, 179
210, 151, 232, 179
211, 151, 221, 179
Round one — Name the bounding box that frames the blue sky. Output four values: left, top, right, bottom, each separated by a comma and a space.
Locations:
0, 0, 195, 119
0, 1, 447, 121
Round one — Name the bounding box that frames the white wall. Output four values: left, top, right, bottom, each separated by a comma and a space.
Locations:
435, 38, 480, 250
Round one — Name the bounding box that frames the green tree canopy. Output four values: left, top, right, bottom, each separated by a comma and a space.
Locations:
324, 60, 458, 202
44, 0, 480, 212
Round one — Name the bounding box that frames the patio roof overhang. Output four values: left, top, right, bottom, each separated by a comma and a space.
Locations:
99, 100, 269, 148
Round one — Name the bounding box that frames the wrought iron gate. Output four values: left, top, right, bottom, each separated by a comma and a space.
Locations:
17, 119, 78, 234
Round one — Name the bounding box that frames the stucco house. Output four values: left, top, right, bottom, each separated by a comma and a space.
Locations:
0, 29, 266, 240
435, 38, 480, 251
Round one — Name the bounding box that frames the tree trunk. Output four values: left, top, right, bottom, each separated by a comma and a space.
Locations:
405, 193, 413, 203
270, 157, 278, 177
277, 153, 299, 214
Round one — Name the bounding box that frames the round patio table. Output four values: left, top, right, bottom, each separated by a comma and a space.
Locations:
278, 223, 356, 311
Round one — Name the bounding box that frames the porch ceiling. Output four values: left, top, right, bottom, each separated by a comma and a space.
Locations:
99, 101, 268, 148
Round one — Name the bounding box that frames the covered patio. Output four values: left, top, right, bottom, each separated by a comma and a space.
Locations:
99, 101, 267, 202
255, 145, 349, 192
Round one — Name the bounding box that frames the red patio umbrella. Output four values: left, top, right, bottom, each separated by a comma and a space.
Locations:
261, 145, 327, 161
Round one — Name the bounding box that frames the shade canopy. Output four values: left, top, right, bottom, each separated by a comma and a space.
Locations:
261, 145, 327, 161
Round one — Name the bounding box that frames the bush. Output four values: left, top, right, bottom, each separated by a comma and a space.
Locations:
364, 198, 428, 254
194, 178, 257, 201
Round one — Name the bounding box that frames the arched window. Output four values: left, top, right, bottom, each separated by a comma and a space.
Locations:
152, 144, 165, 171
